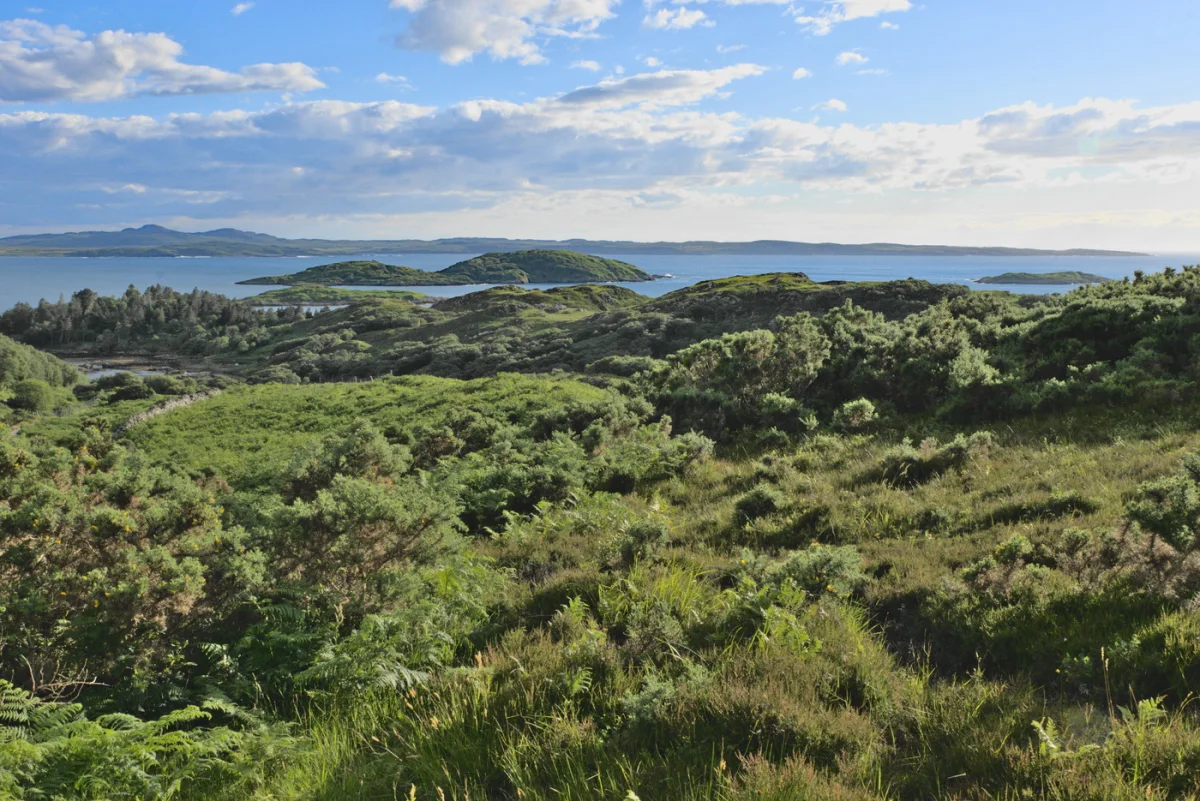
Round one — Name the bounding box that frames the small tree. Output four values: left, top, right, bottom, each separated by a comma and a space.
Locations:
7, 379, 55, 412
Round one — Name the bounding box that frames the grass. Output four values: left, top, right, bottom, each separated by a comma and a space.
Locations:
125, 374, 609, 488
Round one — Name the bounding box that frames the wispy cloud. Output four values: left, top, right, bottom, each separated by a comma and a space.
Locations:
376, 72, 413, 88
716, 44, 746, 54
796, 0, 911, 35
571, 60, 602, 71
231, 2, 254, 15
814, 98, 848, 111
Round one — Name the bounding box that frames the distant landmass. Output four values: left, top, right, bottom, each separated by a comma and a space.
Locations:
977, 271, 1115, 285
238, 251, 655, 286
0, 224, 1147, 258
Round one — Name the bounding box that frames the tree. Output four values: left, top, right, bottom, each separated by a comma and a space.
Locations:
6, 379, 55, 412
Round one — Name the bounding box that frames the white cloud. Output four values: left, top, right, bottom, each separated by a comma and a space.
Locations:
792, 67, 812, 79
813, 98, 847, 111
571, 59, 602, 70
390, 0, 617, 65
857, 68, 887, 76
880, 20, 899, 29
0, 19, 323, 102
375, 72, 413, 88
231, 2, 254, 15
643, 56, 662, 67
1, 94, 1199, 249
557, 63, 764, 109
836, 50, 868, 66
716, 44, 746, 53
644, 7, 713, 29
796, 0, 911, 35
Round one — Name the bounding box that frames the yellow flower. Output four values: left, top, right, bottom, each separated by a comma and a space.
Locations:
827, 584, 836, 592
429, 716, 440, 730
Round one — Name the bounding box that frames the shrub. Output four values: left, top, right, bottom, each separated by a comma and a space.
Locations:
735, 484, 785, 526
833, 398, 878, 432
6, 379, 54, 412
874, 431, 995, 488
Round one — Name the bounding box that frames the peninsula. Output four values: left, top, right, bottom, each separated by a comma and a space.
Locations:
238, 251, 654, 286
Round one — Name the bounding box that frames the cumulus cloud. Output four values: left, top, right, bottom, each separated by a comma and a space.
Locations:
231, 2, 254, 15
644, 7, 713, 29
836, 50, 868, 66
796, 0, 911, 35
643, 56, 662, 67
0, 92, 1198, 238
792, 67, 812, 79
571, 60, 602, 70
557, 64, 765, 109
390, 0, 617, 65
0, 18, 323, 102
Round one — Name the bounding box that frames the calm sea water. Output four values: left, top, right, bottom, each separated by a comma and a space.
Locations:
2, 252, 1197, 312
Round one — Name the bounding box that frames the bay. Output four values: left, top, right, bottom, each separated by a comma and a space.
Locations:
2, 251, 1198, 312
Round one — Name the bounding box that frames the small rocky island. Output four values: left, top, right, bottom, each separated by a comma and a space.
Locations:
976, 271, 1114, 285
238, 249, 655, 286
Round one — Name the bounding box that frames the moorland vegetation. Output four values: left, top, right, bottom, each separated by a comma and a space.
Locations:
1, 266, 1200, 799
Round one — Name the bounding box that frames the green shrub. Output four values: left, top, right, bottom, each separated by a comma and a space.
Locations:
6, 379, 55, 412
833, 398, 878, 432
735, 484, 785, 526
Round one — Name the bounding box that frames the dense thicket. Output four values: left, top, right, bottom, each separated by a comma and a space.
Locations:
0, 285, 303, 355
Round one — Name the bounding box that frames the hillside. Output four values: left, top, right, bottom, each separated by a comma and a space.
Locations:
977, 270, 1114, 285
0, 224, 1146, 257
0, 333, 81, 389
439, 250, 653, 283
4, 266, 1200, 799
238, 250, 654, 286
249, 286, 431, 305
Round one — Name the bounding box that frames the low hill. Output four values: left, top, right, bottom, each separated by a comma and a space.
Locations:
238, 260, 465, 287
0, 224, 1147, 257
977, 271, 1114, 285
239, 251, 655, 286
439, 251, 653, 283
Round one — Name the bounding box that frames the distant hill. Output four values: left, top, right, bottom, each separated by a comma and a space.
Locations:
976, 271, 1115, 285
0, 224, 1147, 258
238, 251, 655, 286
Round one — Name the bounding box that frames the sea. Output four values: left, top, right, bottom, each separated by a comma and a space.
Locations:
2, 252, 1198, 312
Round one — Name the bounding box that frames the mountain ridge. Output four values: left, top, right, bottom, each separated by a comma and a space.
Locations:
0, 225, 1147, 258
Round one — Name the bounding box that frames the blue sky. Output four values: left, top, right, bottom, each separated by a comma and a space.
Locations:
1, 0, 1198, 249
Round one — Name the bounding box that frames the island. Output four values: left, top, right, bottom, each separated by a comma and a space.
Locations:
237, 250, 655, 286
976, 271, 1115, 285
248, 286, 430, 305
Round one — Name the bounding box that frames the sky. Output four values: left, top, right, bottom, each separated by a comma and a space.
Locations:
0, 0, 1198, 250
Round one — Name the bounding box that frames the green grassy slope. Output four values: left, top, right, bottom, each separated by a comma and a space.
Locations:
126, 374, 608, 488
